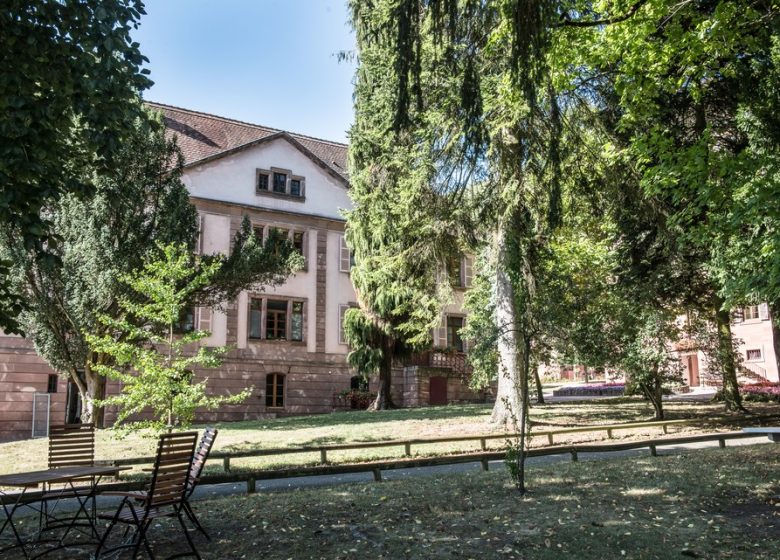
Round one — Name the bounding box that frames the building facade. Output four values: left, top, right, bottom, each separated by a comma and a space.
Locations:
0, 103, 481, 441
678, 303, 779, 387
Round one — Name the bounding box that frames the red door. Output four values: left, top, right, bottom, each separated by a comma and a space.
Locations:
429, 376, 448, 405
686, 355, 700, 387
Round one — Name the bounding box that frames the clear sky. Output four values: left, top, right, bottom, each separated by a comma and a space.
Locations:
132, 0, 356, 143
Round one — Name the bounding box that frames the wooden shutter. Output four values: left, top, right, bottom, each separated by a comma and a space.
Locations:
196, 214, 205, 255
198, 307, 212, 333
463, 256, 474, 288
759, 303, 770, 321
436, 315, 447, 348
340, 235, 351, 272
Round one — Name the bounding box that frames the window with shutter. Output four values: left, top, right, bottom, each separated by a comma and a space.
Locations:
340, 236, 354, 272
759, 303, 770, 321
197, 307, 212, 333
463, 256, 474, 288
743, 305, 760, 320
435, 315, 447, 348
339, 303, 358, 345
446, 316, 465, 352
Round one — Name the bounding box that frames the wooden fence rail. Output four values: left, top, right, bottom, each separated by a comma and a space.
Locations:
2, 430, 766, 505
97, 413, 779, 472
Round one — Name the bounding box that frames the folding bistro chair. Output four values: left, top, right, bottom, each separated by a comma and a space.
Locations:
40, 423, 97, 537
181, 427, 217, 540
95, 431, 200, 560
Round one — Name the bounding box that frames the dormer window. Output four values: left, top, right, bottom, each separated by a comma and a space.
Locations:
257, 171, 269, 192
256, 168, 305, 200
273, 172, 287, 193
290, 178, 302, 197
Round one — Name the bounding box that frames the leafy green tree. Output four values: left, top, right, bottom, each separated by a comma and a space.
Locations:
87, 243, 251, 433
0, 0, 152, 333
621, 311, 685, 420
561, 0, 780, 410
1, 113, 300, 425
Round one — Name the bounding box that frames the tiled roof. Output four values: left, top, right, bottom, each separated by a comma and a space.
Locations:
145, 102, 349, 183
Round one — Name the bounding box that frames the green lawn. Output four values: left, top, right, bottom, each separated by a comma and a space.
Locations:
29, 443, 780, 559
1, 399, 778, 476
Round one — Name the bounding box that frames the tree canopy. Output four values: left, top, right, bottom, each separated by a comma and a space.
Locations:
0, 0, 153, 334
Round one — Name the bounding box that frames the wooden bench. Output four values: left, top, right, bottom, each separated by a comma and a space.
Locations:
742, 427, 780, 442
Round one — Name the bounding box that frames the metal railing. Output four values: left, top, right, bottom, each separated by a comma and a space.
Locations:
740, 362, 768, 380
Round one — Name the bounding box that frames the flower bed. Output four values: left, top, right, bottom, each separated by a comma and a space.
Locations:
552, 383, 625, 397
741, 382, 780, 403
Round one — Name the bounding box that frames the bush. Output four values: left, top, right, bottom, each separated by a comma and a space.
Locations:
741, 382, 780, 403
338, 389, 377, 409
552, 383, 625, 397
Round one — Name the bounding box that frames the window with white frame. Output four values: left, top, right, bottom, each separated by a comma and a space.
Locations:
446, 255, 474, 289
340, 235, 355, 273
248, 297, 305, 342
743, 305, 760, 321
339, 303, 359, 345
746, 348, 763, 362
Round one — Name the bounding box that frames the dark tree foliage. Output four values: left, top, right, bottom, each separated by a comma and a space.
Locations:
0, 0, 152, 333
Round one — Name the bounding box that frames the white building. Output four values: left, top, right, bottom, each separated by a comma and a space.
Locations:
0, 102, 482, 440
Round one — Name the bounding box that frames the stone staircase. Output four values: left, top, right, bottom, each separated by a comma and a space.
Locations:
738, 362, 769, 384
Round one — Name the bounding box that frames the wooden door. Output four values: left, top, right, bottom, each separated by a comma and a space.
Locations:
686, 354, 700, 387
429, 376, 448, 405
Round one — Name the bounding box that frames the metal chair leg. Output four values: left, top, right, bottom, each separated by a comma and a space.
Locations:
94, 500, 124, 559
182, 501, 210, 541
175, 510, 201, 560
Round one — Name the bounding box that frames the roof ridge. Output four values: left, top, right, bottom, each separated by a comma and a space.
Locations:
145, 100, 348, 148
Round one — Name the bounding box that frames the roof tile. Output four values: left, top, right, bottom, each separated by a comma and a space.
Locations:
145, 102, 348, 182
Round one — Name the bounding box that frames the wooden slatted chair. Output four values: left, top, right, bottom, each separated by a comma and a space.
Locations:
125, 427, 218, 540
48, 423, 95, 470
40, 423, 97, 535
94, 431, 200, 560
181, 427, 217, 540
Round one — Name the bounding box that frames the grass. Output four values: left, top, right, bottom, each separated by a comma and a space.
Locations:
1, 399, 778, 476
22, 443, 780, 559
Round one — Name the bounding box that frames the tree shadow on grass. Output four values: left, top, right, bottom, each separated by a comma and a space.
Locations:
211, 403, 494, 433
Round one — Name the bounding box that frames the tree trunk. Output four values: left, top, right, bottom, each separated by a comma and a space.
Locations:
82, 364, 106, 427
369, 335, 395, 410
769, 301, 780, 381
491, 226, 522, 425
651, 378, 664, 420
513, 337, 532, 494
532, 361, 545, 405
713, 296, 744, 412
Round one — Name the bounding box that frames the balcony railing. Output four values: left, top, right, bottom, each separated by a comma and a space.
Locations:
407, 349, 473, 376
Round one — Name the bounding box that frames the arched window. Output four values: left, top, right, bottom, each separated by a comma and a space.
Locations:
266, 374, 285, 408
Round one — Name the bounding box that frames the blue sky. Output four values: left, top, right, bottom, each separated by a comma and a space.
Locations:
132, 1, 356, 143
